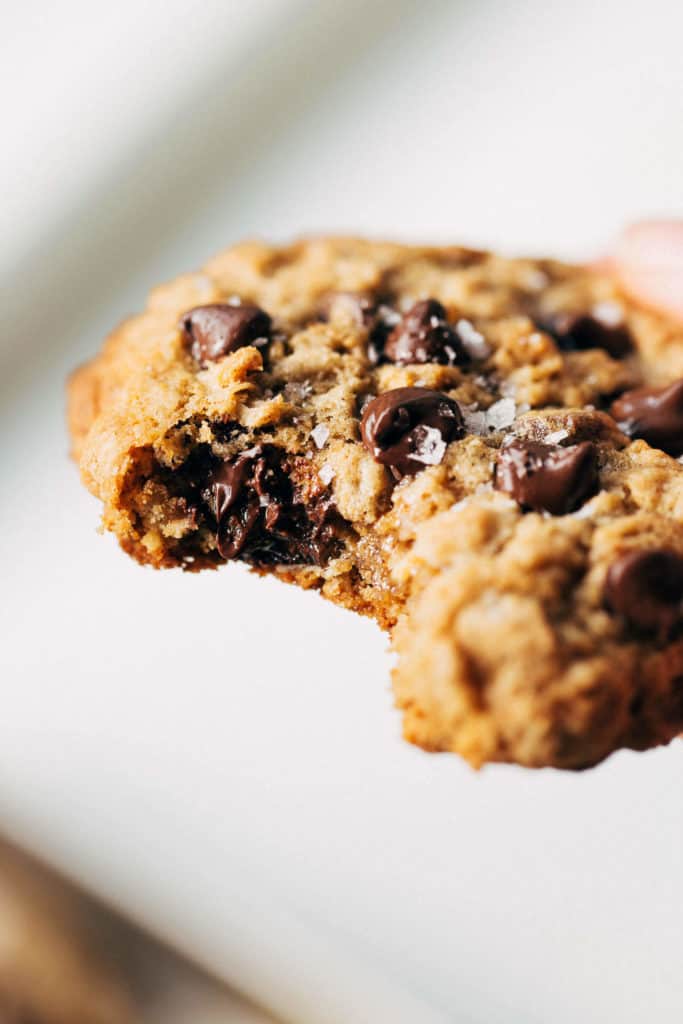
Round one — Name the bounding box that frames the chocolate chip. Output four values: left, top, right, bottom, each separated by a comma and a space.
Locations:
542, 311, 632, 358
181, 303, 271, 365
494, 441, 598, 515
367, 305, 402, 365
383, 299, 469, 366
211, 450, 258, 557
209, 445, 338, 565
360, 387, 464, 478
609, 380, 683, 456
605, 549, 683, 634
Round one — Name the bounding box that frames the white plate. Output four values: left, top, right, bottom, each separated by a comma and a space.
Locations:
2, 1, 683, 1021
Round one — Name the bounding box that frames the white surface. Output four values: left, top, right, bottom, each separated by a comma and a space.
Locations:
1, 1, 683, 1021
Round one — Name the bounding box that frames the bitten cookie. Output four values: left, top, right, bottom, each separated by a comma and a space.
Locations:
68, 238, 683, 769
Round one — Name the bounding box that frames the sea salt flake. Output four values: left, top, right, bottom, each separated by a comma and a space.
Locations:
226, 295, 242, 306
485, 398, 516, 430
378, 304, 401, 326
310, 424, 330, 449
319, 464, 335, 486
592, 300, 624, 327
455, 318, 492, 360
498, 378, 517, 397
544, 428, 570, 444
462, 405, 488, 435
523, 268, 549, 291
408, 426, 447, 466
283, 380, 312, 403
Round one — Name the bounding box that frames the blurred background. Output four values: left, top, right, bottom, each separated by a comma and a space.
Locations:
1, 1, 682, 1021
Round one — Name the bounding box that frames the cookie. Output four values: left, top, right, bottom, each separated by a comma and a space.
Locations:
68, 238, 683, 769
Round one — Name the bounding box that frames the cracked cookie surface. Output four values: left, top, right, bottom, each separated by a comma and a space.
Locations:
68, 238, 683, 769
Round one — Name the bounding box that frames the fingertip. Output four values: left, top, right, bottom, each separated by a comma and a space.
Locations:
609, 220, 683, 320
612, 220, 683, 267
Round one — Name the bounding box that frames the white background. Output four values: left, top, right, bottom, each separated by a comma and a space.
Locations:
1, 1, 682, 1021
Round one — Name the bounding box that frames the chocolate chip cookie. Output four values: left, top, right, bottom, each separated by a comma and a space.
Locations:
68, 238, 683, 769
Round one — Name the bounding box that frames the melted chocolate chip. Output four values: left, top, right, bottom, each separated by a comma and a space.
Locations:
360, 387, 464, 478
494, 441, 598, 515
181, 303, 271, 365
609, 379, 683, 456
605, 549, 683, 634
383, 299, 469, 366
211, 451, 259, 557
542, 312, 632, 358
209, 445, 337, 565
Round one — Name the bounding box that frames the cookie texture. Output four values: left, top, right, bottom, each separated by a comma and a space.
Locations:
68, 238, 683, 769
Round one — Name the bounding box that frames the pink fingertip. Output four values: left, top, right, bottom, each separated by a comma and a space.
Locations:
610, 220, 683, 320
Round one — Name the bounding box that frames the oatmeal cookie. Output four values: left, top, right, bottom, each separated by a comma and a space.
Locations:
68, 238, 683, 769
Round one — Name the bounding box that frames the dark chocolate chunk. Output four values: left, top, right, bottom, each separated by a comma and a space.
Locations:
542, 311, 632, 358
383, 299, 469, 366
609, 379, 683, 456
181, 303, 271, 365
211, 450, 260, 558
605, 549, 683, 634
209, 445, 337, 565
494, 441, 598, 515
360, 387, 464, 478
367, 305, 402, 365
